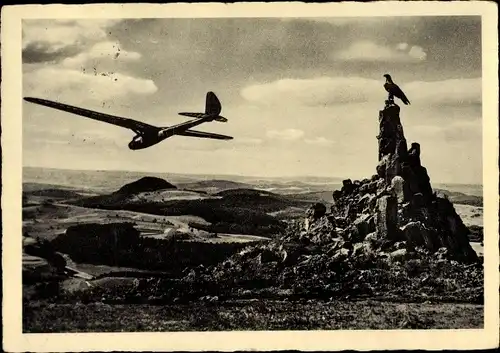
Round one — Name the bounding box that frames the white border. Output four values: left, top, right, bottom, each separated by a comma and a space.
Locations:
2, 2, 499, 351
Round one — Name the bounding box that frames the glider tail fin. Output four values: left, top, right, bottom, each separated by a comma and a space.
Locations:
205, 91, 222, 116
206, 91, 227, 122
178, 91, 226, 121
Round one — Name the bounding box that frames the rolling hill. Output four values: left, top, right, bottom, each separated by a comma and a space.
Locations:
60, 177, 313, 237
435, 189, 483, 207
116, 176, 177, 194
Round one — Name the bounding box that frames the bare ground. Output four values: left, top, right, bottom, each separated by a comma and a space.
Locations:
23, 299, 483, 332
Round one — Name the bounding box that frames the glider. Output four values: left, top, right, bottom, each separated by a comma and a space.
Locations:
383, 74, 411, 105
24, 91, 233, 150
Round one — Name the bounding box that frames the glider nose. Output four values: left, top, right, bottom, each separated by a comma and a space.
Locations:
128, 140, 141, 150
129, 135, 144, 150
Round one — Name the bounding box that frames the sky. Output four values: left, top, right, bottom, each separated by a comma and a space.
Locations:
22, 16, 483, 184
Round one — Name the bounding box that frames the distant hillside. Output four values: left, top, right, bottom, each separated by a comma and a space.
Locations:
176, 179, 254, 193
116, 177, 177, 195
285, 190, 334, 204
23, 182, 81, 193
210, 188, 303, 211
215, 188, 279, 198
434, 183, 483, 198
435, 189, 483, 207
24, 188, 84, 199
66, 181, 312, 236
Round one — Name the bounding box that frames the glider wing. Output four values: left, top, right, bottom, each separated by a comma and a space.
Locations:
176, 129, 233, 140
24, 97, 160, 133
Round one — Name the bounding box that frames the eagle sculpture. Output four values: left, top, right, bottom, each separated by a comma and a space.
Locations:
383, 74, 411, 105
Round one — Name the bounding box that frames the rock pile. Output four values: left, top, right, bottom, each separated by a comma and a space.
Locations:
330, 101, 478, 263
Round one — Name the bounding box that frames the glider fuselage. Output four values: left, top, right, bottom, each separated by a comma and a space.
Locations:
127, 113, 227, 150
128, 133, 164, 150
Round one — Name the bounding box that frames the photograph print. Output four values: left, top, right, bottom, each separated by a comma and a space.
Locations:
2, 2, 497, 350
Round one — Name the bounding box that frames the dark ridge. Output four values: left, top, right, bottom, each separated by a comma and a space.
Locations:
115, 176, 177, 195
214, 188, 279, 198
178, 179, 252, 190
24, 189, 83, 199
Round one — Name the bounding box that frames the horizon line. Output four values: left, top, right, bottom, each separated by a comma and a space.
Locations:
22, 164, 349, 181
22, 165, 483, 186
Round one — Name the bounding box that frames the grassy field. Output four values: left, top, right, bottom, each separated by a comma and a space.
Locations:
23, 299, 483, 332
23, 202, 219, 242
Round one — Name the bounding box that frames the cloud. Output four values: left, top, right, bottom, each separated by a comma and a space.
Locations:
413, 120, 482, 142
22, 19, 121, 63
304, 137, 335, 146
407, 46, 427, 61
23, 19, 121, 49
442, 121, 482, 141
404, 78, 481, 106
22, 42, 82, 64
235, 137, 264, 145
334, 40, 427, 62
22, 20, 158, 110
397, 43, 409, 51
241, 77, 383, 106
241, 76, 480, 107
62, 41, 142, 68
266, 129, 305, 141
24, 67, 158, 102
